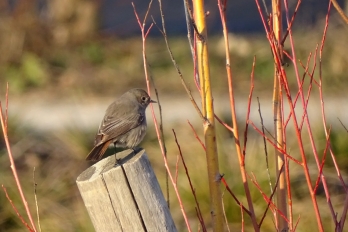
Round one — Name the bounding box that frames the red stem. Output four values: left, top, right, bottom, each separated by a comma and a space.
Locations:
284, 159, 293, 230
173, 129, 207, 232
258, 163, 286, 228
248, 120, 301, 165
2, 185, 35, 232
313, 128, 331, 195
0, 84, 37, 231
242, 57, 256, 158
249, 173, 290, 225
187, 120, 206, 150
220, 177, 251, 216
217, 0, 259, 229
132, 3, 192, 231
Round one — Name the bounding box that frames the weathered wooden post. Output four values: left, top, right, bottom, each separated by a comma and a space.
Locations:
76, 149, 177, 232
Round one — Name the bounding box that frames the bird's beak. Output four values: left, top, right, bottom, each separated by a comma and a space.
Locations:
150, 99, 157, 103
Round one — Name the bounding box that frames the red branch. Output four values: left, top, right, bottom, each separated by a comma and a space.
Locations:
284, 159, 293, 230
187, 120, 206, 150
218, 0, 259, 228
313, 127, 331, 194
220, 177, 251, 216
172, 129, 207, 232
215, 115, 233, 132
0, 83, 37, 231
281, 0, 302, 44
242, 56, 256, 159
2, 185, 34, 232
257, 164, 285, 228
318, 3, 348, 230
293, 215, 301, 231
248, 172, 290, 226
132, 2, 192, 231
248, 120, 301, 165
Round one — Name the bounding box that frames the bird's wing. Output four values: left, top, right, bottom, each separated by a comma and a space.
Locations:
94, 112, 144, 146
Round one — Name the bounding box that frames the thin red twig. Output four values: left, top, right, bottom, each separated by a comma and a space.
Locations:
281, 0, 302, 45
242, 56, 256, 158
2, 185, 34, 232
319, 0, 347, 191
0, 83, 37, 231
258, 164, 285, 228
218, 0, 258, 229
172, 129, 207, 232
220, 177, 251, 216
215, 115, 233, 132
318, 3, 348, 231
249, 172, 290, 225
293, 25, 338, 225
187, 120, 206, 150
284, 158, 293, 230
248, 120, 301, 165
258, 2, 324, 227
313, 127, 331, 195
284, 50, 310, 130
132, 3, 192, 231
282, 0, 325, 229
298, 47, 317, 130
293, 215, 301, 231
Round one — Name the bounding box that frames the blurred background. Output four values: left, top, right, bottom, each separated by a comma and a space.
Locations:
0, 0, 348, 231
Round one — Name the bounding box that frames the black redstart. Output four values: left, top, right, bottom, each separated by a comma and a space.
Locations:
86, 88, 156, 161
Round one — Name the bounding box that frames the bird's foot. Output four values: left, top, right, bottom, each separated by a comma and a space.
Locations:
113, 158, 121, 167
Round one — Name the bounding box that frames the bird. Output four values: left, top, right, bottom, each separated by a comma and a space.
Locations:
86, 88, 156, 161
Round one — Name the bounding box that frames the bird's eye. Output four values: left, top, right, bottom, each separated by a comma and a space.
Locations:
141, 96, 147, 101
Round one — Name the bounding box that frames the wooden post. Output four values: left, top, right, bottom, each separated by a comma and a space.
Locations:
76, 149, 177, 232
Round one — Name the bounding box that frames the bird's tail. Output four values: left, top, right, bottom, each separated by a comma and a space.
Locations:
86, 140, 112, 161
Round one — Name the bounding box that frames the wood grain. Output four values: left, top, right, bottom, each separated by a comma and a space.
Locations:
76, 149, 177, 232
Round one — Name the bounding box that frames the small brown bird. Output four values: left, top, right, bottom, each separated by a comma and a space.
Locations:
86, 88, 156, 161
